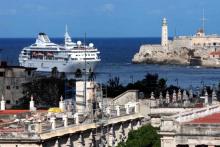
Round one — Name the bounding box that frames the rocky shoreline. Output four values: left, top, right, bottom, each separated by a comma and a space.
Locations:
132, 44, 220, 68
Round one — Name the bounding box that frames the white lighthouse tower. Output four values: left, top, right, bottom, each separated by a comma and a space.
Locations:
161, 17, 168, 48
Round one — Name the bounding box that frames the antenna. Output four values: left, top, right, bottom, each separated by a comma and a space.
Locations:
174, 27, 177, 38
65, 24, 68, 33
201, 9, 207, 33
64, 25, 69, 44
84, 32, 87, 110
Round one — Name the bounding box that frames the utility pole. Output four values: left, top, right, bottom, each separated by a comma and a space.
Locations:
84, 32, 87, 111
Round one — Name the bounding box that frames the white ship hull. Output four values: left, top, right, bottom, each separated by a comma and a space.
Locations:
20, 59, 99, 73
18, 31, 100, 73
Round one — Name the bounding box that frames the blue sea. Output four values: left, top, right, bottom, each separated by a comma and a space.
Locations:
0, 37, 220, 89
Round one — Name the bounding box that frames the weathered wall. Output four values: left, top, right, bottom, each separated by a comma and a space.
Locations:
113, 90, 139, 106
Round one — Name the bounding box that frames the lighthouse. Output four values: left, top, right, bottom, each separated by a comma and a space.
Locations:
161, 17, 168, 48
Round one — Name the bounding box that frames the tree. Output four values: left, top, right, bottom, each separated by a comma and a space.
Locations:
126, 73, 167, 98
75, 69, 82, 78
118, 125, 160, 147
88, 71, 96, 81
106, 77, 125, 97
104, 73, 167, 98
12, 76, 76, 109
51, 67, 58, 78
22, 77, 65, 108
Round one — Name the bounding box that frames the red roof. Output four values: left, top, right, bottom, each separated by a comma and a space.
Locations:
0, 110, 30, 115
189, 113, 220, 124
209, 51, 220, 56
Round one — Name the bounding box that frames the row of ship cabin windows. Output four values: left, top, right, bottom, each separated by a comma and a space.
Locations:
75, 54, 95, 57
194, 42, 220, 46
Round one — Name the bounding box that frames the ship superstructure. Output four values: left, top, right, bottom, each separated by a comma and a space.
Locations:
19, 28, 100, 73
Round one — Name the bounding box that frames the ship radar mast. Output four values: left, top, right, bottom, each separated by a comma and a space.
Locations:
64, 25, 76, 49
65, 24, 68, 34
64, 25, 72, 44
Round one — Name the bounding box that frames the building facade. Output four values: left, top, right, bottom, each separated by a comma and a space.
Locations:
160, 104, 220, 147
0, 62, 36, 108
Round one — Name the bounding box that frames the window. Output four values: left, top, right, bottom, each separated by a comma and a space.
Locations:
6, 86, 10, 90
0, 72, 5, 77
27, 71, 31, 76
6, 100, 10, 104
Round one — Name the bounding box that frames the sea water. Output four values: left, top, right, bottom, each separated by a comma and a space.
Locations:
0, 37, 220, 89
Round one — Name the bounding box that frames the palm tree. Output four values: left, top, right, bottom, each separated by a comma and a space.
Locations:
51, 67, 58, 78
75, 69, 82, 78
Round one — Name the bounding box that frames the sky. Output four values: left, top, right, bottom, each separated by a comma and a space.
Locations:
0, 0, 220, 38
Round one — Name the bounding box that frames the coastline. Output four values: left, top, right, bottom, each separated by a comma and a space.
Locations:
132, 17, 220, 68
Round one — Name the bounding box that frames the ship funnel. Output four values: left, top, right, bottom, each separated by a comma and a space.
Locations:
36, 32, 51, 44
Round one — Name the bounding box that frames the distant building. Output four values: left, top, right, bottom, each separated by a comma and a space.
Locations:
0, 61, 36, 108
173, 28, 220, 50
209, 51, 220, 59
160, 17, 220, 51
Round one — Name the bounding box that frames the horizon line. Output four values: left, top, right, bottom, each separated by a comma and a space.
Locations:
0, 36, 170, 39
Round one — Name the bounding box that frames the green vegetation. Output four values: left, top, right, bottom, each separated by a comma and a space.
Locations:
106, 73, 220, 101
105, 76, 126, 97
12, 74, 75, 109
105, 73, 180, 98
12, 71, 220, 109
117, 125, 160, 147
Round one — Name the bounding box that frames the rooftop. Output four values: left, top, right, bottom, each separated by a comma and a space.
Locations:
0, 110, 30, 115
209, 51, 220, 56
189, 112, 220, 124
0, 61, 36, 70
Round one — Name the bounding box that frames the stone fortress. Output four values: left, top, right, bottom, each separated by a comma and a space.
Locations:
132, 17, 220, 67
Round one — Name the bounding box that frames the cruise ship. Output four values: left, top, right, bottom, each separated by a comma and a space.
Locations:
19, 28, 100, 73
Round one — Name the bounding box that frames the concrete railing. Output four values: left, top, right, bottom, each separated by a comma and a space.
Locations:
113, 90, 138, 106
172, 104, 220, 123
150, 108, 189, 115
178, 124, 220, 136
0, 132, 40, 140
34, 102, 140, 134
0, 101, 142, 140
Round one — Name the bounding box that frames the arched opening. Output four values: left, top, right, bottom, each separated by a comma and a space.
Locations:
195, 145, 208, 147
176, 145, 189, 147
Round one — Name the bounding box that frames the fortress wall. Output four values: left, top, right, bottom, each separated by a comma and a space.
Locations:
172, 38, 192, 49
192, 37, 220, 46
139, 45, 164, 55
